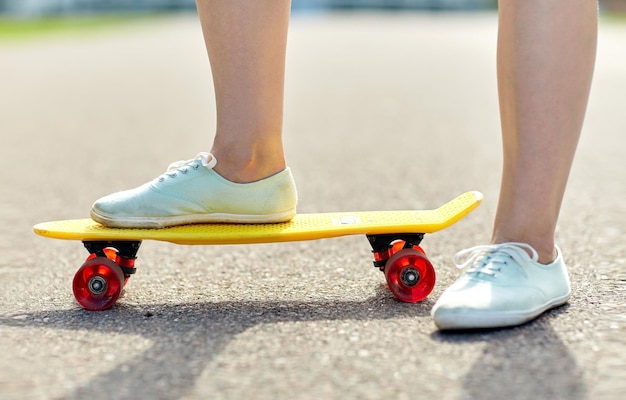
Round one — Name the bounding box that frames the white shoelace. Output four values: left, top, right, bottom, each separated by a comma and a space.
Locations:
453, 242, 538, 277
161, 153, 217, 180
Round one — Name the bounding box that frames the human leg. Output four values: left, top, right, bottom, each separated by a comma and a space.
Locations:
432, 0, 598, 329
197, 0, 292, 183
91, 0, 297, 228
492, 0, 597, 263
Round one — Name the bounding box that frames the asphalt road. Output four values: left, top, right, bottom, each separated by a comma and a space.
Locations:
0, 12, 624, 400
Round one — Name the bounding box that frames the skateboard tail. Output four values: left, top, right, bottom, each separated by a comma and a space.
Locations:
430, 190, 483, 231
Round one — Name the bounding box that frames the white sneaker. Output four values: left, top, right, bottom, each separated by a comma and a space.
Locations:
431, 243, 571, 330
91, 153, 297, 228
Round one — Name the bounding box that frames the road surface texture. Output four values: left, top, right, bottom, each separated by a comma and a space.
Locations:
0, 12, 624, 400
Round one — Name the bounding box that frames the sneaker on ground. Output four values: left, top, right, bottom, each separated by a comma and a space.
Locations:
90, 153, 297, 228
431, 242, 571, 330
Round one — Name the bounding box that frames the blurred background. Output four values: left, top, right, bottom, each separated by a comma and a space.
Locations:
3, 1, 495, 17
1, 0, 624, 41
0, 0, 625, 18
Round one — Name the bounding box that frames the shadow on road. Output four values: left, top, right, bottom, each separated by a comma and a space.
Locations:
2, 291, 584, 399
431, 305, 586, 399
1, 292, 432, 399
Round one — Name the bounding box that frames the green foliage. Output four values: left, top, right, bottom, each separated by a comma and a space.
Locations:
0, 14, 154, 41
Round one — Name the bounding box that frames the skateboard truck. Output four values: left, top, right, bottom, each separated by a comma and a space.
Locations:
367, 233, 424, 270
83, 240, 142, 276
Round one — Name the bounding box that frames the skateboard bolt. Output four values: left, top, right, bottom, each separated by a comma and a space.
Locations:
88, 276, 107, 295
400, 268, 420, 287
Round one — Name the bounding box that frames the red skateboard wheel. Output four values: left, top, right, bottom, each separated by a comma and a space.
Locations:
72, 257, 124, 311
384, 248, 436, 302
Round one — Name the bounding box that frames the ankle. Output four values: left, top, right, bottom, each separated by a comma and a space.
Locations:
210, 149, 286, 183
528, 246, 558, 265
491, 236, 557, 264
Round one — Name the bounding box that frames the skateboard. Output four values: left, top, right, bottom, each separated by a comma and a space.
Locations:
34, 191, 483, 311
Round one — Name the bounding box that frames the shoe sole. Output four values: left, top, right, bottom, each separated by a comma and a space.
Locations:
90, 208, 297, 229
433, 292, 571, 330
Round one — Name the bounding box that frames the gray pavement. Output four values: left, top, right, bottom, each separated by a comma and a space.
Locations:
0, 12, 624, 400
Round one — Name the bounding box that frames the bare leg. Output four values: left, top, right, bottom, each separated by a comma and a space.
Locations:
195, 0, 291, 183
493, 0, 597, 263
431, 0, 597, 329
91, 1, 296, 228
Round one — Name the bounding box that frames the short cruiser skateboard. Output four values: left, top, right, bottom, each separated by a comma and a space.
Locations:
34, 191, 483, 311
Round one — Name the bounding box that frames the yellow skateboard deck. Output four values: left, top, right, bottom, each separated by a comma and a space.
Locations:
33, 191, 482, 310
34, 191, 482, 245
